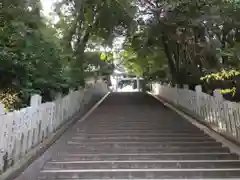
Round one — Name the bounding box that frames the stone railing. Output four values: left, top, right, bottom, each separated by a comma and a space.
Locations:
0, 80, 109, 173
152, 83, 240, 143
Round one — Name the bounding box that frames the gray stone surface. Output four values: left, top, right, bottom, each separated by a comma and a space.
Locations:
13, 93, 240, 179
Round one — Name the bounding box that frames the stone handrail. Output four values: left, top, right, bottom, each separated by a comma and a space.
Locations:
152, 83, 240, 144
0, 80, 109, 173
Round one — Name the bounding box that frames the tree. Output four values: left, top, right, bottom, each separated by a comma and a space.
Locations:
123, 0, 240, 87
0, 0, 138, 110
0, 0, 75, 109
54, 0, 137, 73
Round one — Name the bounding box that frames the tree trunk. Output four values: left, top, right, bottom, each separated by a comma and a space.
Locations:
161, 34, 177, 83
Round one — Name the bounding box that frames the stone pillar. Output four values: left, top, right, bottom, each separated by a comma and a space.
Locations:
0, 104, 5, 115
116, 76, 119, 92
136, 77, 140, 92
195, 85, 202, 115
30, 94, 42, 108
195, 85, 202, 93
183, 84, 189, 89
213, 89, 224, 101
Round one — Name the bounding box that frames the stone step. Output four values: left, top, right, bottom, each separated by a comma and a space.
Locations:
52, 152, 239, 161
84, 119, 192, 122
84, 121, 192, 124
73, 132, 208, 137
79, 128, 201, 132
37, 169, 240, 179
66, 141, 220, 147
81, 123, 197, 127
62, 146, 229, 153
76, 129, 204, 134
43, 160, 240, 170
81, 126, 199, 130
70, 137, 215, 142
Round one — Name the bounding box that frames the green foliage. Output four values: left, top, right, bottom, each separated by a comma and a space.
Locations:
0, 0, 84, 109
220, 87, 236, 97
0, 0, 135, 109
100, 52, 114, 64
121, 0, 240, 87
3, 0, 240, 104
200, 70, 240, 82
0, 89, 21, 111
55, 0, 137, 53
200, 69, 239, 97
122, 30, 169, 80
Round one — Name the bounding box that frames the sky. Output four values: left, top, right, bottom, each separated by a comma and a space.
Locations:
40, 0, 54, 17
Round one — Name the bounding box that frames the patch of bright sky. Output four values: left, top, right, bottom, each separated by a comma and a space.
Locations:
40, 0, 53, 16
40, 0, 59, 23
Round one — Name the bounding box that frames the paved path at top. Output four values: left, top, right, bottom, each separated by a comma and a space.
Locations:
15, 93, 240, 179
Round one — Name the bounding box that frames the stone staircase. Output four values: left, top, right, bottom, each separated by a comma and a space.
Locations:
34, 93, 240, 179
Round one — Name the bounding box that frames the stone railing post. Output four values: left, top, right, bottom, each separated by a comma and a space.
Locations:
30, 94, 42, 147
195, 85, 202, 94
0, 104, 4, 115
195, 85, 202, 116
157, 83, 162, 95
213, 89, 225, 130
213, 89, 224, 101
183, 84, 189, 89
136, 77, 140, 92
30, 94, 42, 108
0, 103, 5, 171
